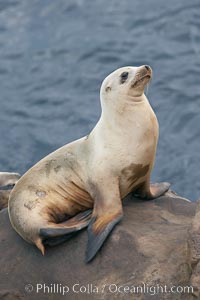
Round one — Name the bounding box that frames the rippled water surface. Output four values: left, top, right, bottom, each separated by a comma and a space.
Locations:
0, 0, 200, 200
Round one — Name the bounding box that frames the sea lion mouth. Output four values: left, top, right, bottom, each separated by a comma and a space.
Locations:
131, 74, 151, 88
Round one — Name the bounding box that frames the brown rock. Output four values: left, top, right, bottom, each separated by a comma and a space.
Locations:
0, 191, 197, 300
188, 199, 200, 298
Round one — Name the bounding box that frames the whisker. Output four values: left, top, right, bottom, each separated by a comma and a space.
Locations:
145, 83, 149, 95
145, 76, 152, 95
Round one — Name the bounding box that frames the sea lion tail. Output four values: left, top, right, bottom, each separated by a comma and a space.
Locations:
35, 237, 45, 255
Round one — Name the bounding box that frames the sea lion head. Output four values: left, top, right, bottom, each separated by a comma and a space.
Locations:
100, 65, 152, 111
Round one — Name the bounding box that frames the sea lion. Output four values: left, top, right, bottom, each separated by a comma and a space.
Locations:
0, 172, 20, 210
8, 65, 170, 262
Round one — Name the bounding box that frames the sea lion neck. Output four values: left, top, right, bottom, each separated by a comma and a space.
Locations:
100, 94, 149, 131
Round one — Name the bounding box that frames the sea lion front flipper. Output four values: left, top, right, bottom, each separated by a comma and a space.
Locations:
86, 182, 123, 263
149, 182, 170, 199
134, 181, 170, 199
40, 209, 92, 239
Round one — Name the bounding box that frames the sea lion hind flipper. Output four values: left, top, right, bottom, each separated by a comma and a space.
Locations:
39, 209, 92, 239
43, 232, 77, 247
86, 213, 123, 263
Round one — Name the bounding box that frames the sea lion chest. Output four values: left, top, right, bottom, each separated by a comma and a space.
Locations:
91, 104, 158, 198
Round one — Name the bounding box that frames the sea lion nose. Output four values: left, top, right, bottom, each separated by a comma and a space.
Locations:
144, 65, 150, 71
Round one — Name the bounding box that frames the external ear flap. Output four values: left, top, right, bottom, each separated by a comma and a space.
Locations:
105, 86, 111, 92
0, 172, 20, 187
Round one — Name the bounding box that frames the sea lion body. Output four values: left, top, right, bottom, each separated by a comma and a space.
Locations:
9, 66, 169, 262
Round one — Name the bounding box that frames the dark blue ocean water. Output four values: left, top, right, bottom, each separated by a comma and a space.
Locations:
0, 0, 199, 201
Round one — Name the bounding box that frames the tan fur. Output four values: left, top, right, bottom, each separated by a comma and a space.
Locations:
93, 212, 122, 234
0, 172, 20, 187
0, 172, 20, 211
0, 190, 11, 210
8, 65, 166, 254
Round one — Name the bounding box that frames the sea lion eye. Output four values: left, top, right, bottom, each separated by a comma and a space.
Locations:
120, 72, 129, 84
